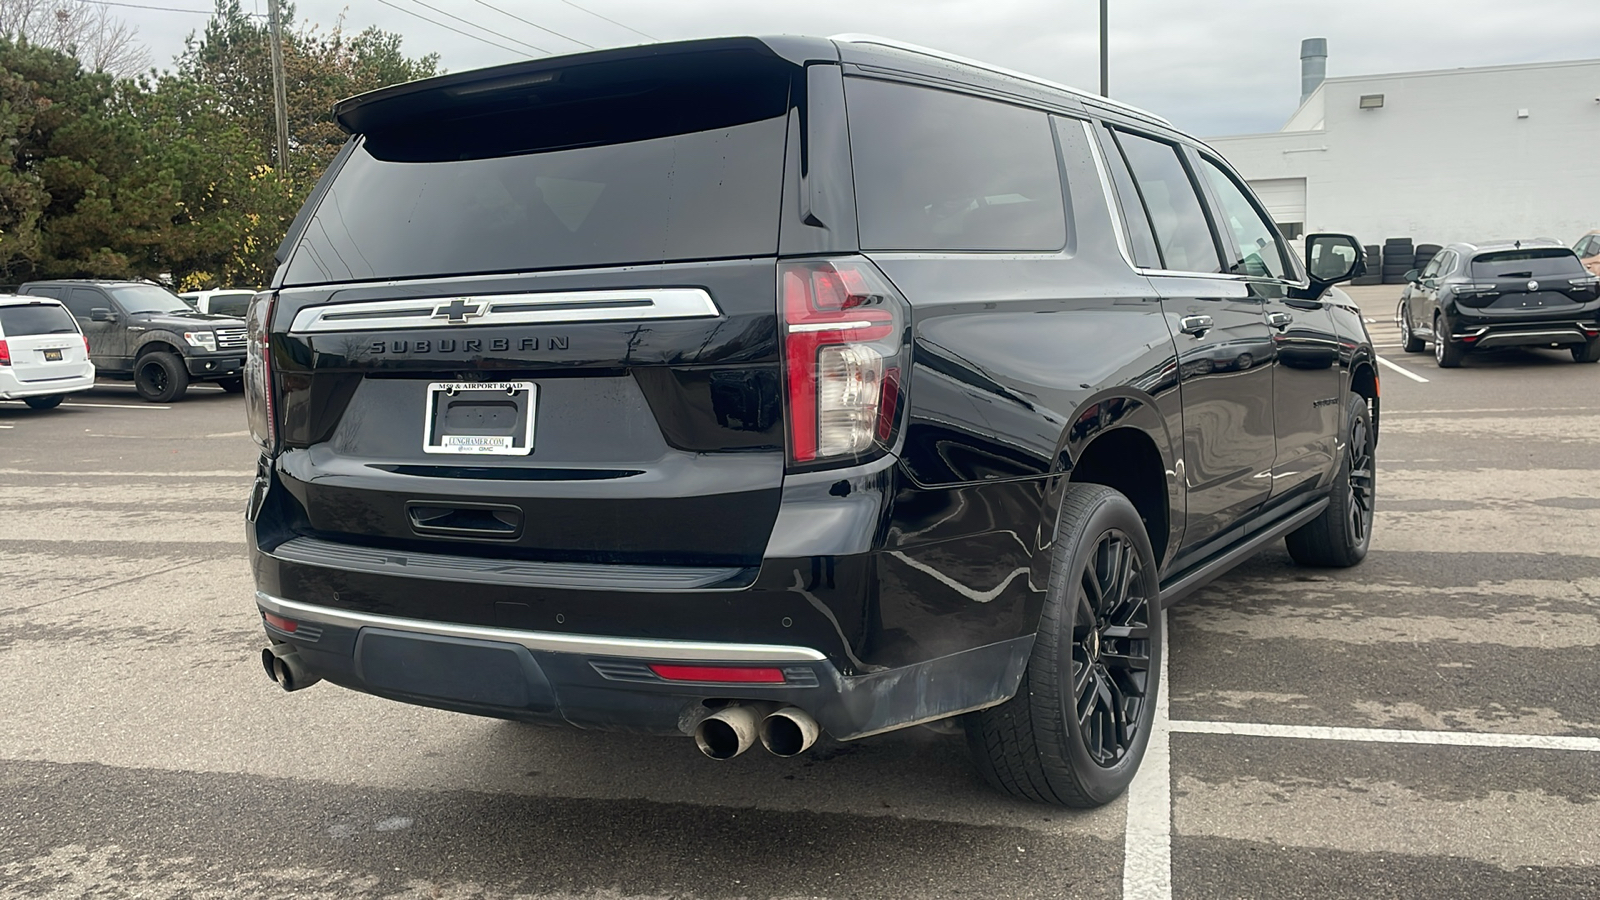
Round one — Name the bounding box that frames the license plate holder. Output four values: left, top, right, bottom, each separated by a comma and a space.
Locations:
43, 349, 62, 361
423, 381, 536, 455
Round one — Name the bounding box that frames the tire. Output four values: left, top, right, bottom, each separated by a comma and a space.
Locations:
1433, 314, 1465, 368
1235, 353, 1253, 370
964, 484, 1161, 808
23, 395, 64, 410
1573, 339, 1600, 363
1415, 243, 1442, 256
1398, 304, 1425, 353
1286, 394, 1375, 568
133, 351, 189, 402
218, 376, 245, 393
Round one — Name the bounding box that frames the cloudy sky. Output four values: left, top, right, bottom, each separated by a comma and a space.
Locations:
115, 0, 1600, 136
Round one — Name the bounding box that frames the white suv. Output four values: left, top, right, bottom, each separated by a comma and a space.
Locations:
0, 294, 95, 410
178, 289, 257, 318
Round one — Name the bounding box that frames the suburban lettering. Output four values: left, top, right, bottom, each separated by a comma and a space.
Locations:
519, 338, 539, 351
490, 338, 508, 352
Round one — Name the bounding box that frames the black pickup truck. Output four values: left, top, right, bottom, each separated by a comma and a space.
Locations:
245, 35, 1378, 807
19, 279, 248, 402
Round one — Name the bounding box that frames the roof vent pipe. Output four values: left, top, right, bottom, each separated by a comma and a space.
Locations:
1300, 38, 1327, 104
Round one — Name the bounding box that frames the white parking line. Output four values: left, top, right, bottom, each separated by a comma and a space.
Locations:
61, 402, 171, 410
0, 468, 251, 477
1122, 609, 1171, 900
1168, 720, 1600, 753
1376, 355, 1430, 383
1363, 317, 1377, 324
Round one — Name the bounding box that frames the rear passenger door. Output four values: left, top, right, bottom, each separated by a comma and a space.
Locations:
1098, 126, 1276, 550
1193, 151, 1341, 501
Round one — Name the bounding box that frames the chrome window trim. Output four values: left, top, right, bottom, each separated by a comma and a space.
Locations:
288, 288, 720, 334
256, 591, 830, 662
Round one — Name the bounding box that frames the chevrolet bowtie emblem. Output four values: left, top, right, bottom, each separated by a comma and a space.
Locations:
432, 299, 484, 323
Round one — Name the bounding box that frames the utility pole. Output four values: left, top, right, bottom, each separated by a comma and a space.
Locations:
1099, 0, 1108, 97
267, 0, 290, 172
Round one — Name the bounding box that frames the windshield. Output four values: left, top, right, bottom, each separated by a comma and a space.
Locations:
110, 284, 194, 315
1470, 249, 1585, 279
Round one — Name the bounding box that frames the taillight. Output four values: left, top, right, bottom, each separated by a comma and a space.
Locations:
780, 257, 908, 468
244, 291, 278, 455
82, 335, 90, 356
0, 340, 9, 366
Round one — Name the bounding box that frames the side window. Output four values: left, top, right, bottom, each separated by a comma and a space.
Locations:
1092, 124, 1161, 268
26, 286, 63, 301
1112, 130, 1223, 274
845, 78, 1068, 252
65, 288, 104, 319
1435, 250, 1457, 276
1419, 253, 1444, 280
1196, 156, 1290, 280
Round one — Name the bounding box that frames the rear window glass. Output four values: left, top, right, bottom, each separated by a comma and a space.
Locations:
208, 294, 253, 317
1471, 249, 1585, 278
0, 303, 78, 336
845, 78, 1067, 252
283, 50, 793, 285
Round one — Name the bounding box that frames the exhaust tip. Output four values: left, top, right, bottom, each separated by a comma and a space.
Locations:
759, 707, 820, 758
261, 645, 321, 693
693, 704, 765, 760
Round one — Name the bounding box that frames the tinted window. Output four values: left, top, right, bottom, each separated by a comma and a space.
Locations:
109, 285, 192, 314
0, 303, 78, 336
208, 294, 253, 317
65, 288, 104, 318
1419, 253, 1444, 280
283, 52, 792, 285
25, 286, 63, 300
1114, 131, 1222, 273
1197, 157, 1289, 279
1095, 125, 1160, 268
1470, 249, 1586, 278
846, 79, 1066, 252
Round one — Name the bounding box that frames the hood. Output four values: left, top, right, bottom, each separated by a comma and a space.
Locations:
136, 310, 246, 328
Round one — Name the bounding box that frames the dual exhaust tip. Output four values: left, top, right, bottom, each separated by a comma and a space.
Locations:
261, 644, 321, 692
694, 704, 821, 760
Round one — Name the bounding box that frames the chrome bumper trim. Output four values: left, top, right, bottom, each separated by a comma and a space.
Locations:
255, 591, 829, 662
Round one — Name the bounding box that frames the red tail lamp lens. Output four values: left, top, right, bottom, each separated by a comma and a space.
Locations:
649, 665, 786, 684
263, 612, 298, 633
0, 340, 10, 366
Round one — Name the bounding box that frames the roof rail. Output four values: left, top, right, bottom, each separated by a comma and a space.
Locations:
829, 34, 1174, 128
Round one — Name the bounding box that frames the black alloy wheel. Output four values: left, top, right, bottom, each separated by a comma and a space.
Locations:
1286, 393, 1375, 568
1344, 413, 1375, 550
1433, 314, 1464, 368
965, 483, 1162, 807
1069, 530, 1154, 768
1398, 303, 1424, 353
133, 351, 189, 402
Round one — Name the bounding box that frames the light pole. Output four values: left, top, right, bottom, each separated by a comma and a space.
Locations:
267, 0, 290, 172
1099, 0, 1108, 97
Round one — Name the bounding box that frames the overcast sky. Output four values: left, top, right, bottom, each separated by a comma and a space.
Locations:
116, 0, 1600, 136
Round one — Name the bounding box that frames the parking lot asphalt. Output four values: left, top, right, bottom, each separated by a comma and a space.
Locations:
2, 284, 1598, 899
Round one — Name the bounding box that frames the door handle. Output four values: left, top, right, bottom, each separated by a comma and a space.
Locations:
1179, 315, 1214, 336
1267, 311, 1293, 329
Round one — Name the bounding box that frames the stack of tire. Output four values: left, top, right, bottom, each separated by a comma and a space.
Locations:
1413, 243, 1442, 274
1351, 244, 1383, 285
1381, 238, 1415, 284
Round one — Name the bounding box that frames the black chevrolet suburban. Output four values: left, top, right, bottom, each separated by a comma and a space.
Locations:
247, 35, 1377, 807
19, 279, 248, 401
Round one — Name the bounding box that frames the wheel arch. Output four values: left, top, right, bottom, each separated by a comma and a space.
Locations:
135, 336, 184, 358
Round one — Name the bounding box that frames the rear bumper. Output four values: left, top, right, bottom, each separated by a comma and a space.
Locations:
0, 369, 95, 400
255, 590, 1030, 741
1450, 321, 1599, 349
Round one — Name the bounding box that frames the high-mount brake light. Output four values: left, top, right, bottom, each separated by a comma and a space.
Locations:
780, 259, 906, 466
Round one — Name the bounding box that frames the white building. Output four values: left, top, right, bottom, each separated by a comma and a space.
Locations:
1207, 43, 1600, 249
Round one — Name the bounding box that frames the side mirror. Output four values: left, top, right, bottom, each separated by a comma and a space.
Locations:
1404, 269, 1420, 283
90, 308, 117, 322
1294, 233, 1364, 299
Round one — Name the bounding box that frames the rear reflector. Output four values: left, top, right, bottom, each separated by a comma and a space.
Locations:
649, 664, 785, 684
262, 612, 298, 633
